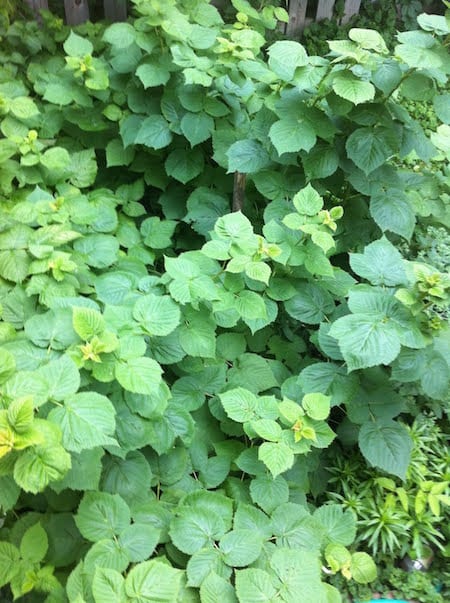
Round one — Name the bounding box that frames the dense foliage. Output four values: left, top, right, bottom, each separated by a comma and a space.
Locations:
0, 1, 449, 601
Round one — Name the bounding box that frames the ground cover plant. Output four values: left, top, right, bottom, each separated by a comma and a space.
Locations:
0, 1, 449, 601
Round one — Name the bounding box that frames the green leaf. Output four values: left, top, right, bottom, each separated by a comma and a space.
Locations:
292, 184, 323, 215
270, 548, 324, 603
219, 388, 258, 423
227, 140, 270, 174
136, 61, 171, 88
369, 191, 415, 240
268, 41, 308, 81
75, 492, 131, 541
250, 475, 289, 514
258, 442, 294, 478
102, 451, 152, 506
235, 568, 277, 603
52, 448, 103, 493
103, 23, 136, 48
125, 560, 182, 602
74, 234, 120, 269
170, 507, 226, 555
14, 444, 71, 493
0, 542, 20, 588
48, 392, 117, 453
349, 236, 409, 286
73, 307, 106, 340
314, 505, 356, 546
250, 419, 282, 442
434, 93, 450, 124
302, 144, 339, 180
118, 523, 159, 562
350, 552, 377, 584
358, 419, 413, 480
178, 308, 216, 358
165, 148, 204, 183
64, 31, 94, 56
0, 249, 30, 283
284, 283, 334, 324
349, 28, 388, 53
329, 314, 401, 371
181, 112, 214, 146
84, 538, 129, 575
302, 393, 331, 420
115, 356, 162, 395
346, 127, 394, 175
219, 529, 262, 567
141, 216, 177, 249
92, 567, 125, 603
135, 115, 172, 150
0, 348, 15, 385
10, 97, 39, 119
37, 354, 80, 401
200, 572, 237, 603
133, 294, 180, 337
332, 72, 375, 105
269, 118, 316, 155
106, 139, 135, 167
20, 522, 48, 563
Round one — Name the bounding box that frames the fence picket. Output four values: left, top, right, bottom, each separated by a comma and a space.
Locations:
285, 0, 309, 37
104, 0, 127, 22
316, 0, 335, 21
64, 0, 90, 25
342, 0, 362, 23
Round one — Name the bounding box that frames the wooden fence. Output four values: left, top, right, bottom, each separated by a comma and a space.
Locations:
24, 0, 364, 31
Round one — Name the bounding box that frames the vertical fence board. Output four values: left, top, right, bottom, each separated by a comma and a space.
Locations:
285, 0, 309, 37
341, 0, 362, 24
64, 0, 90, 25
316, 0, 335, 21
103, 0, 127, 22
24, 0, 49, 23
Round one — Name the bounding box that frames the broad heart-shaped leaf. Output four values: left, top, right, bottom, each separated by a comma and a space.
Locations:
258, 442, 294, 478
302, 393, 331, 420
125, 560, 182, 602
313, 505, 356, 546
270, 548, 325, 603
36, 353, 80, 403
178, 307, 216, 358
249, 475, 289, 514
200, 572, 237, 603
219, 388, 259, 423
84, 538, 129, 575
103, 22, 136, 48
346, 127, 394, 175
133, 294, 180, 337
51, 448, 103, 493
92, 567, 126, 603
292, 184, 323, 215
75, 492, 131, 542
269, 118, 316, 155
235, 568, 278, 603
349, 28, 389, 53
369, 191, 415, 240
284, 283, 334, 324
101, 451, 152, 506
118, 523, 159, 562
181, 111, 214, 146
14, 444, 71, 493
135, 115, 173, 150
73, 307, 106, 340
48, 392, 117, 453
165, 147, 204, 183
349, 236, 409, 286
227, 140, 270, 174
115, 356, 162, 395
358, 419, 413, 480
350, 552, 377, 584
219, 529, 263, 567
332, 71, 375, 105
267, 40, 308, 81
20, 522, 48, 563
169, 507, 226, 555
63, 31, 93, 57
0, 348, 15, 385
0, 542, 20, 588
329, 313, 401, 371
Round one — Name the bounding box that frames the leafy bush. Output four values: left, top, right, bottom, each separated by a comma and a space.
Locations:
0, 1, 449, 601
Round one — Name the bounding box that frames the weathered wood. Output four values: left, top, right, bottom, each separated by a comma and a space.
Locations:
103, 0, 127, 22
232, 172, 246, 213
316, 0, 335, 22
341, 0, 362, 24
64, 0, 90, 25
23, 0, 49, 23
285, 0, 308, 37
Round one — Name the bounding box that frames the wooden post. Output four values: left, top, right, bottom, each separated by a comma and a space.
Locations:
316, 0, 335, 21
64, 0, 90, 25
341, 0, 362, 24
285, 0, 308, 37
232, 172, 246, 212
104, 0, 127, 22
23, 0, 49, 23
